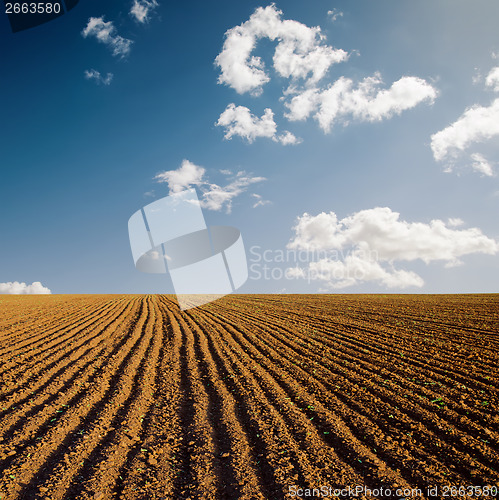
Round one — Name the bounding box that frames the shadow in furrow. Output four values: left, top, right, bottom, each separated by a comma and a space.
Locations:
15, 299, 147, 499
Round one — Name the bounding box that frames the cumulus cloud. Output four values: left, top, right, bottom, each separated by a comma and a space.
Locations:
82, 17, 133, 57
215, 4, 348, 95
84, 69, 113, 85
431, 64, 499, 175
216, 104, 276, 142
155, 159, 205, 193
0, 281, 51, 295
431, 99, 499, 162
285, 73, 436, 132
216, 103, 301, 144
130, 0, 158, 23
155, 160, 266, 213
305, 256, 424, 289
215, 4, 436, 144
287, 207, 498, 289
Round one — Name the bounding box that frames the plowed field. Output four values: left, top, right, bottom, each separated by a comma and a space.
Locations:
0, 294, 498, 500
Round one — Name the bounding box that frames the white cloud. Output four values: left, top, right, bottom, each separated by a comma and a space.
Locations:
472, 69, 483, 86
216, 103, 301, 144
82, 17, 133, 57
431, 99, 499, 163
0, 281, 51, 295
447, 217, 464, 227
485, 66, 499, 91
275, 130, 302, 145
130, 0, 158, 23
431, 63, 499, 175
84, 69, 113, 85
327, 9, 343, 22
215, 4, 348, 95
251, 193, 271, 208
155, 161, 266, 213
285, 73, 437, 132
282, 87, 319, 121
287, 207, 498, 289
155, 159, 205, 193
471, 153, 495, 177
306, 256, 424, 290
216, 104, 276, 142
201, 173, 266, 213
215, 5, 436, 143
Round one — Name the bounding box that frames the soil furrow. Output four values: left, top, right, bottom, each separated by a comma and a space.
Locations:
0, 294, 497, 500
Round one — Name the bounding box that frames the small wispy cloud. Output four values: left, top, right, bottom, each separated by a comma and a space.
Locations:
470, 153, 495, 177
327, 8, 343, 22
82, 17, 133, 58
251, 193, 271, 208
155, 160, 266, 213
130, 0, 159, 23
202, 173, 266, 213
84, 69, 113, 85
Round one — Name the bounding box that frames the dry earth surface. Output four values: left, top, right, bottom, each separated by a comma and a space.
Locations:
0, 294, 498, 499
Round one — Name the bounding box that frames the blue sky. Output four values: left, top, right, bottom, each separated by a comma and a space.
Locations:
1, 0, 498, 294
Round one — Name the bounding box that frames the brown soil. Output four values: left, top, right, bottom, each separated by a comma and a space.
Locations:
0, 294, 498, 499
